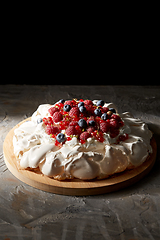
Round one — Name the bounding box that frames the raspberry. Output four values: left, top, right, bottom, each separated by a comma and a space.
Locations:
102, 107, 109, 113
109, 119, 119, 129
110, 129, 119, 138
85, 105, 94, 115
99, 121, 109, 133
52, 112, 63, 123
118, 133, 129, 141
65, 126, 76, 136
64, 100, 73, 107
48, 107, 59, 116
87, 127, 95, 134
80, 131, 90, 141
69, 121, 78, 126
46, 125, 59, 135
69, 107, 79, 118
111, 114, 121, 121
84, 100, 93, 106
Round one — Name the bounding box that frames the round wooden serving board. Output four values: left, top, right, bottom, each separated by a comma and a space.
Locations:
3, 118, 157, 196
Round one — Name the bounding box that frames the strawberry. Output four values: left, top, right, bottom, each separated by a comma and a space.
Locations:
65, 126, 76, 136
99, 121, 109, 133
80, 131, 90, 142
48, 107, 59, 116
69, 107, 79, 118
52, 112, 63, 123
46, 125, 59, 135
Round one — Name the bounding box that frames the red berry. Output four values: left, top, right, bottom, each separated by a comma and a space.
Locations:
118, 133, 129, 141
86, 127, 95, 134
64, 100, 73, 107
84, 100, 93, 106
80, 131, 90, 141
75, 125, 82, 136
69, 121, 78, 126
111, 114, 121, 121
43, 117, 53, 125
100, 121, 109, 133
65, 126, 76, 136
48, 107, 59, 116
52, 112, 63, 123
85, 105, 94, 115
46, 125, 59, 135
110, 129, 119, 138
109, 119, 119, 129
69, 107, 79, 118
102, 107, 109, 113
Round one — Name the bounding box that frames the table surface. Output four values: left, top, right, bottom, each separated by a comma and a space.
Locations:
0, 85, 160, 240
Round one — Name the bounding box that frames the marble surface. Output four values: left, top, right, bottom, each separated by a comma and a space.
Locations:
0, 85, 160, 240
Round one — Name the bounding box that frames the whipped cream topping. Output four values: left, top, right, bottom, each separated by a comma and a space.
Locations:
13, 102, 153, 180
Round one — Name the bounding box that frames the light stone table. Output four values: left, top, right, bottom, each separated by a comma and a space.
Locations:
0, 85, 160, 240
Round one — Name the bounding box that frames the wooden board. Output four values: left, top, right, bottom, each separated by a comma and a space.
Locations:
3, 118, 157, 196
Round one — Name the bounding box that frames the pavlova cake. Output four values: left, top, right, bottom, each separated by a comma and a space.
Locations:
13, 99, 153, 180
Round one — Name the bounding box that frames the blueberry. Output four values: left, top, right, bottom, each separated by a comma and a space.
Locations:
56, 133, 66, 143
109, 108, 116, 113
101, 113, 108, 120
94, 108, 102, 116
89, 120, 95, 126
37, 118, 42, 124
78, 102, 84, 108
63, 104, 71, 112
78, 119, 87, 129
59, 99, 65, 104
79, 106, 86, 113
96, 100, 104, 106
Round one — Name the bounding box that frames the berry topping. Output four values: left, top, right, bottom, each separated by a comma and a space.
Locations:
48, 106, 59, 116
109, 108, 116, 113
56, 133, 66, 143
44, 98, 126, 145
88, 120, 95, 127
78, 102, 84, 108
80, 131, 90, 142
63, 104, 71, 112
66, 126, 76, 136
96, 100, 104, 106
94, 108, 101, 116
78, 119, 87, 129
69, 107, 79, 118
52, 112, 63, 123
46, 125, 59, 135
79, 106, 86, 113
99, 121, 109, 133
83, 100, 93, 106
37, 118, 42, 124
101, 113, 108, 120
118, 133, 129, 142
